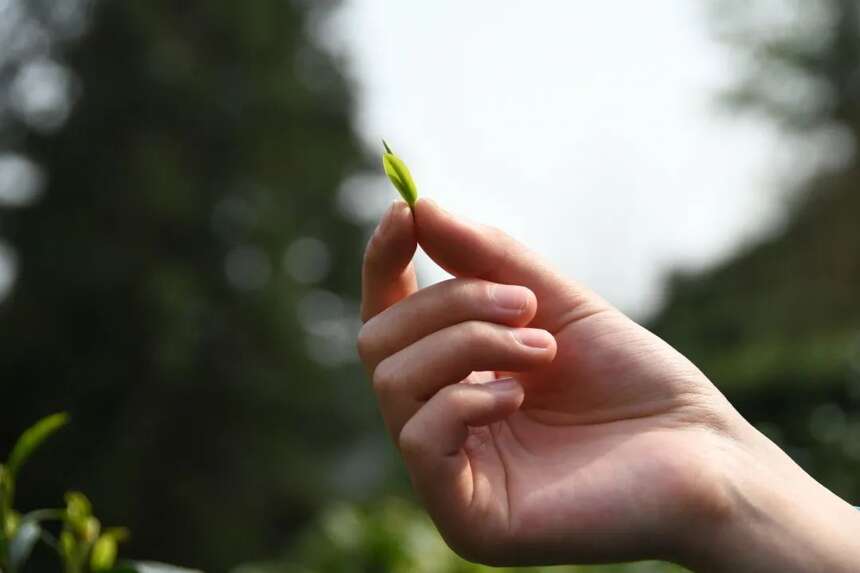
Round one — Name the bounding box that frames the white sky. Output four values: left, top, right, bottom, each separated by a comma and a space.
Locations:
324, 1, 805, 319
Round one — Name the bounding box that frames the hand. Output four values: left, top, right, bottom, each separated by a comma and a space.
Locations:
357, 199, 860, 571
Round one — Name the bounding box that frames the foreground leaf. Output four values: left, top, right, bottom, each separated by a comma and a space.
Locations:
6, 413, 69, 477
91, 527, 131, 571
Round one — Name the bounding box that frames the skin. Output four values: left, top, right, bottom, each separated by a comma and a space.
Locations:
357, 198, 860, 571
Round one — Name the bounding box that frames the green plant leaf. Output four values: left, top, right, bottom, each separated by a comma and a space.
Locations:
91, 527, 130, 571
6, 413, 69, 477
103, 527, 130, 542
381, 140, 418, 207
64, 491, 92, 525
59, 529, 76, 559
3, 511, 19, 540
91, 535, 119, 571
8, 519, 40, 571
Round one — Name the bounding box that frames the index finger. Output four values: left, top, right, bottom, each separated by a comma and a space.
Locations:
361, 201, 419, 322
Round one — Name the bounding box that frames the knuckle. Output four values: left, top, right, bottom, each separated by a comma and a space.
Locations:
397, 420, 427, 459
466, 278, 495, 308
434, 278, 486, 312
438, 385, 470, 419
458, 320, 499, 351
458, 320, 489, 344
355, 324, 375, 363
371, 359, 398, 396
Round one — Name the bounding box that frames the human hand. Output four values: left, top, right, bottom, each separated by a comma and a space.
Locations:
357, 199, 860, 571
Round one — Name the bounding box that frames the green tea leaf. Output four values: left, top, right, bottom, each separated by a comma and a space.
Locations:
4, 511, 20, 539
64, 491, 94, 539
91, 525, 131, 569
83, 516, 101, 543
91, 534, 119, 571
65, 491, 92, 519
103, 527, 130, 542
6, 413, 69, 477
381, 140, 418, 207
59, 529, 76, 559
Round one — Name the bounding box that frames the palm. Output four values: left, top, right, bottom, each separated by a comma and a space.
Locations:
455, 309, 723, 563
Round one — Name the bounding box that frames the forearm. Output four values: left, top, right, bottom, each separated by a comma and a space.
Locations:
683, 421, 860, 572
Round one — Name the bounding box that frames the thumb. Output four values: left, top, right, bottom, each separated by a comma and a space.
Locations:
413, 198, 608, 331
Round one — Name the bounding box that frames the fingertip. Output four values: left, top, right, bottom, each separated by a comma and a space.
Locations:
391, 200, 415, 229
370, 201, 416, 259
378, 200, 413, 234
414, 196, 438, 212
413, 196, 450, 232
412, 198, 431, 231
361, 202, 419, 322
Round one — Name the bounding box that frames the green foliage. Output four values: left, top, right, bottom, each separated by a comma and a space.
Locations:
0, 0, 373, 568
60, 491, 116, 573
90, 527, 130, 572
0, 415, 194, 573
6, 414, 68, 479
382, 140, 419, 207
1, 414, 68, 572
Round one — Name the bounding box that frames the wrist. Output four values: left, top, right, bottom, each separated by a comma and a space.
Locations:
681, 416, 860, 572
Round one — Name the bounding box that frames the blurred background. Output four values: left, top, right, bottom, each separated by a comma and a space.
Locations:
0, 0, 858, 571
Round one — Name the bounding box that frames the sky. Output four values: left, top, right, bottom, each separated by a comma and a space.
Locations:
0, 2, 841, 318
324, 1, 803, 319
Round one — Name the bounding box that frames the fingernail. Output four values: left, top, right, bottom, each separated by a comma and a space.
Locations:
485, 377, 520, 393
490, 284, 530, 312
513, 328, 554, 349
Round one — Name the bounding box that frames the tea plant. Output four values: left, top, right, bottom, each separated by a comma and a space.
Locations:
0, 414, 198, 573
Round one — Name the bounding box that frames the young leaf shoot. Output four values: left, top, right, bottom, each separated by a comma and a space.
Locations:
382, 140, 418, 207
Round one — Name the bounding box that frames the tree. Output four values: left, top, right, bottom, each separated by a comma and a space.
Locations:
651, 0, 860, 501
0, 1, 380, 569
